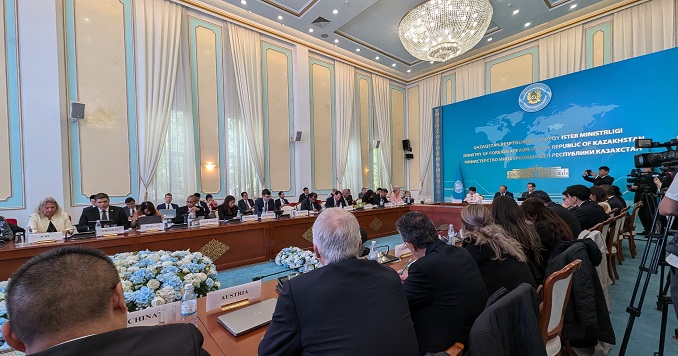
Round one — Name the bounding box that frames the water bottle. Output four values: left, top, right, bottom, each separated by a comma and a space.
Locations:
181, 284, 198, 327
303, 259, 315, 273
95, 220, 102, 229
187, 211, 196, 227
450, 195, 454, 203
236, 209, 242, 220
26, 226, 33, 235
368, 240, 378, 261
447, 224, 455, 245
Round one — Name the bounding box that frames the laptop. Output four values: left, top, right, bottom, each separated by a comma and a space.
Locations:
158, 209, 177, 219
217, 298, 277, 336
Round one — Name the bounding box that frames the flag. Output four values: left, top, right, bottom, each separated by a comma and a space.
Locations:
453, 163, 465, 200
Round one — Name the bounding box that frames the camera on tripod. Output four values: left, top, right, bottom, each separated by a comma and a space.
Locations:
634, 138, 678, 168
626, 168, 660, 188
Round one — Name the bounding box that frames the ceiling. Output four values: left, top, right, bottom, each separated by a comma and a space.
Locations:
192, 0, 629, 80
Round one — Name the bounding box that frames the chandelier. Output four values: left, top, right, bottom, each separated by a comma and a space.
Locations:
398, 0, 493, 62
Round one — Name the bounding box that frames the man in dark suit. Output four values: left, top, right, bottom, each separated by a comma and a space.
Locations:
237, 192, 255, 215
530, 190, 582, 238
275, 191, 289, 210
563, 184, 609, 230
299, 193, 322, 212
173, 195, 208, 223
157, 192, 179, 210
123, 197, 138, 219
2, 246, 208, 355
521, 182, 536, 199
342, 188, 354, 205
325, 190, 347, 208
77, 193, 130, 229
582, 166, 614, 186
397, 212, 488, 354
255, 189, 276, 216
298, 187, 310, 204
493, 185, 514, 199
373, 188, 389, 206
259, 208, 419, 355
193, 193, 209, 211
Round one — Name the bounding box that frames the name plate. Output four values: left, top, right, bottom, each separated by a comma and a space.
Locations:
424, 199, 433, 204
396, 201, 405, 206
96, 226, 125, 237
343, 206, 354, 211
138, 223, 165, 233
27, 232, 64, 244
260, 212, 276, 220
198, 218, 219, 227
206, 280, 262, 312
127, 301, 180, 327
298, 210, 310, 217
241, 214, 259, 222
394, 243, 412, 258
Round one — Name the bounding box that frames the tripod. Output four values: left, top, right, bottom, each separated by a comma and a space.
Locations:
619, 189, 674, 355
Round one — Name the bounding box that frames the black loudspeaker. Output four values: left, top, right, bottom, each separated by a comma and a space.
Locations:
406, 153, 414, 159
294, 131, 302, 142
70, 102, 85, 119
402, 139, 411, 151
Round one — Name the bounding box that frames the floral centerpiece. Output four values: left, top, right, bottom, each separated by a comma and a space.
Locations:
0, 281, 7, 349
275, 247, 322, 273
354, 200, 366, 210
112, 250, 220, 312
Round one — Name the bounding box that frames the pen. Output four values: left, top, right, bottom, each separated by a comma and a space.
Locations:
399, 259, 413, 275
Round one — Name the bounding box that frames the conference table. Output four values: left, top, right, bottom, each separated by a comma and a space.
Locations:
195, 257, 411, 356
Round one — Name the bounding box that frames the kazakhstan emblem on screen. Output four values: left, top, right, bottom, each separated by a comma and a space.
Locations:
518, 83, 552, 112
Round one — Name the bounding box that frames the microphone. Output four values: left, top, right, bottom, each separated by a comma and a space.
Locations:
252, 268, 295, 281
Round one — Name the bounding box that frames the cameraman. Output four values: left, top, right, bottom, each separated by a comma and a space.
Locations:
582, 166, 614, 186
659, 177, 678, 322
629, 168, 659, 234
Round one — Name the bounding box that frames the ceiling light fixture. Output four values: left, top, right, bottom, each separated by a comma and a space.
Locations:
375, 56, 380, 60
398, 0, 493, 62
570, 4, 577, 9
333, 9, 339, 14
487, 37, 492, 41
524, 22, 531, 27
407, 69, 411, 73
334, 39, 339, 43
356, 48, 360, 52
240, 0, 246, 4
392, 63, 396, 67
277, 15, 283, 20
309, 28, 314, 33
512, 9, 519, 15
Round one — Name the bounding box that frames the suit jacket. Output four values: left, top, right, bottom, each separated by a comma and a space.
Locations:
521, 191, 533, 199
298, 193, 309, 203
31, 324, 208, 356
572, 200, 609, 230
237, 199, 255, 214
255, 198, 276, 215
28, 212, 74, 233
344, 195, 354, 205
198, 201, 209, 211
547, 202, 582, 238
607, 196, 624, 216
78, 206, 129, 229
373, 195, 388, 206
274, 198, 289, 209
299, 198, 321, 212
325, 196, 347, 208
173, 205, 208, 223
582, 174, 615, 186
157, 203, 179, 210
493, 191, 514, 198
217, 204, 239, 220
259, 258, 419, 355
403, 240, 488, 354
123, 206, 138, 218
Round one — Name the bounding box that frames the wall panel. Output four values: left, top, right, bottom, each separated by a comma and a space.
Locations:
390, 85, 405, 189
441, 73, 455, 106
263, 43, 293, 194
357, 74, 371, 189
66, 0, 137, 204
486, 47, 538, 94
188, 18, 225, 197
586, 22, 611, 69
309, 58, 334, 192
407, 86, 419, 191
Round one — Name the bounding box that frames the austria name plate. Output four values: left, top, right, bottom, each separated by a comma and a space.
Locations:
206, 280, 262, 312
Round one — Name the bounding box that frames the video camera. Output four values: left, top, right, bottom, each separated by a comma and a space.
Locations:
634, 138, 678, 168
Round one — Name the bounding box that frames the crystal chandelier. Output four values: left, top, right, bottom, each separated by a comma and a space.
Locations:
398, 0, 493, 62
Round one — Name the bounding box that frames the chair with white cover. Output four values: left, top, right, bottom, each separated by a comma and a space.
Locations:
578, 229, 613, 308
540, 259, 582, 356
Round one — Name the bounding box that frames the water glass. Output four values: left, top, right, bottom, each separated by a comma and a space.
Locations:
14, 232, 25, 247
159, 306, 176, 324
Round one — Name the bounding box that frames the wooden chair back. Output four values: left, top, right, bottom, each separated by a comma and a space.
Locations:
445, 342, 464, 356
540, 259, 582, 356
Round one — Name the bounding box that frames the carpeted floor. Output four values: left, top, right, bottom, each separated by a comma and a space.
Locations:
216, 234, 678, 355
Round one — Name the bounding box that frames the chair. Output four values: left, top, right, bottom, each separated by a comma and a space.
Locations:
615, 206, 631, 262
622, 202, 643, 258
5, 218, 17, 226
540, 259, 582, 356
605, 215, 623, 280
445, 343, 464, 356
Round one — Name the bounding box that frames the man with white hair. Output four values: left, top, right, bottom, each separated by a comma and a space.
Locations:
259, 208, 419, 355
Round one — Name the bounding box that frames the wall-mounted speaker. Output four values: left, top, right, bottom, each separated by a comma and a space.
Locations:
294, 131, 302, 142
70, 102, 85, 120
402, 139, 411, 151
405, 153, 414, 159
374, 140, 381, 149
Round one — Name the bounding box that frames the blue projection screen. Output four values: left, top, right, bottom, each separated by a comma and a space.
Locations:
432, 47, 678, 202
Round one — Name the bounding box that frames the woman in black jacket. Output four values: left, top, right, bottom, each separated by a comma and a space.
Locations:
218, 195, 239, 220
460, 204, 536, 295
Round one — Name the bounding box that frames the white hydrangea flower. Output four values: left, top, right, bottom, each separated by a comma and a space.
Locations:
121, 280, 133, 292
151, 297, 165, 307
147, 279, 160, 290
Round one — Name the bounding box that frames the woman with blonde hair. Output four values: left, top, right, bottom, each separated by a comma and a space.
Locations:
460, 204, 536, 295
27, 197, 74, 234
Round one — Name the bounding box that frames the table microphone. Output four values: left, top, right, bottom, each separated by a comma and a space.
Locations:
252, 268, 295, 281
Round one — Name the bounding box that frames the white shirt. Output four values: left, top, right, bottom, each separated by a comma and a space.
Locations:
464, 192, 483, 204
665, 179, 678, 267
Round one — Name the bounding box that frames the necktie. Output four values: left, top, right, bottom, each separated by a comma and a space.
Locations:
263, 201, 267, 213
101, 210, 108, 220
47, 221, 57, 233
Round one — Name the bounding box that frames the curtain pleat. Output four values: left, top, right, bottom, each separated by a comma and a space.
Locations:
372, 74, 392, 189
417, 74, 441, 200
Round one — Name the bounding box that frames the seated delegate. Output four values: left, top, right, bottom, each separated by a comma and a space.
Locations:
299, 193, 322, 212
174, 196, 208, 223
27, 197, 74, 234
130, 201, 163, 228
77, 193, 130, 229
217, 195, 239, 220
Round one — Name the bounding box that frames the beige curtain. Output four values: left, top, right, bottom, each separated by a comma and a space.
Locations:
455, 59, 485, 102
613, 0, 677, 61
334, 61, 355, 188
538, 25, 584, 80
417, 75, 441, 200
372, 74, 392, 189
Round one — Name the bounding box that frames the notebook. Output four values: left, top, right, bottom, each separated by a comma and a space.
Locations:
217, 298, 277, 336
